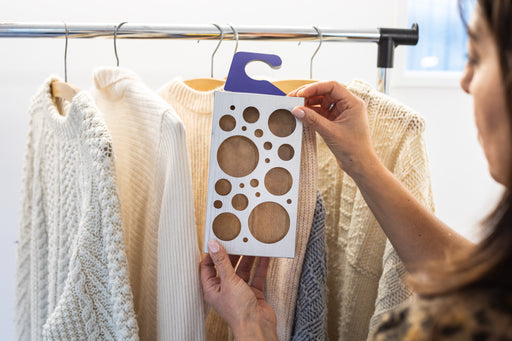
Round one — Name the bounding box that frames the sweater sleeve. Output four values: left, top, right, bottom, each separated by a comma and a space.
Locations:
368, 122, 435, 336
393, 123, 435, 211
15, 113, 36, 341
157, 111, 206, 341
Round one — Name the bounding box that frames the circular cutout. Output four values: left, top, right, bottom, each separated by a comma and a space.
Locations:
212, 213, 241, 241
278, 144, 295, 161
265, 158, 270, 163
255, 192, 261, 197
232, 194, 249, 211
215, 179, 232, 196
242, 126, 247, 131
243, 106, 260, 123
248, 202, 290, 244
230, 105, 235, 110
243, 237, 248, 243
264, 167, 293, 196
254, 129, 263, 138
268, 109, 296, 137
214, 200, 223, 208
264, 142, 272, 150
250, 179, 259, 187
240, 183, 245, 188
287, 199, 292, 204
219, 115, 236, 132
217, 136, 259, 177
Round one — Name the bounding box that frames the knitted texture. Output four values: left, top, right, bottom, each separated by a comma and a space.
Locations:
291, 192, 327, 341
91, 68, 205, 341
15, 77, 139, 340
318, 80, 434, 341
369, 239, 412, 334
158, 79, 217, 252
158, 79, 318, 341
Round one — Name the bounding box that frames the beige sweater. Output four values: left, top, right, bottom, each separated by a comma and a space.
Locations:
319, 80, 434, 341
158, 79, 317, 341
16, 77, 139, 340
92, 68, 205, 341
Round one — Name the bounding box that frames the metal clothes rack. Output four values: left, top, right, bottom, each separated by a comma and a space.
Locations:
0, 22, 419, 94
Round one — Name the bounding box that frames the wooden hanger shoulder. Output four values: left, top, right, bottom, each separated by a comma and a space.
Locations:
51, 80, 80, 103
272, 79, 318, 95
182, 78, 317, 93
183, 78, 225, 91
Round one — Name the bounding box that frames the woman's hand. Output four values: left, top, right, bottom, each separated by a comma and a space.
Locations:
200, 239, 278, 341
289, 81, 379, 179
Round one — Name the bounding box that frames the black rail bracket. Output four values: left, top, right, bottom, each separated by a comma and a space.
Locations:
377, 23, 419, 68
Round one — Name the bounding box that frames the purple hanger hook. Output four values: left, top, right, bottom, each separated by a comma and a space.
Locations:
224, 51, 286, 96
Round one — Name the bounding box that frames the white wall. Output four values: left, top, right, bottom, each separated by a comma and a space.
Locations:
1, 0, 503, 338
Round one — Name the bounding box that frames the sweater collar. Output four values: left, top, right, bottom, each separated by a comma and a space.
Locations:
41, 76, 98, 138
93, 66, 141, 100
159, 78, 224, 115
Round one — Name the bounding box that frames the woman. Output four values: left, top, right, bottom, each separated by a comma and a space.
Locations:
200, 0, 512, 339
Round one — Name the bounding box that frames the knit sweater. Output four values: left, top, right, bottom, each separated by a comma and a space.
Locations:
158, 79, 318, 341
15, 77, 139, 340
291, 192, 327, 341
319, 80, 434, 341
91, 68, 205, 341
158, 79, 217, 252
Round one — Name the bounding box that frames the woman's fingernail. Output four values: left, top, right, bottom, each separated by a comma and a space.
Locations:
292, 108, 305, 119
208, 239, 220, 253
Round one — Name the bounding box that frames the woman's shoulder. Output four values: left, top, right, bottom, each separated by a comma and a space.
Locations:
371, 287, 512, 341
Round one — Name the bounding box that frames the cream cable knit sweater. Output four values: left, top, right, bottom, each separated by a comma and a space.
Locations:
91, 68, 205, 341
319, 80, 434, 341
158, 79, 317, 341
15, 77, 139, 340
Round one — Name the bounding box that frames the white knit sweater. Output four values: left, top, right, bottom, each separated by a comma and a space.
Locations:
15, 77, 139, 340
318, 80, 434, 341
91, 68, 205, 341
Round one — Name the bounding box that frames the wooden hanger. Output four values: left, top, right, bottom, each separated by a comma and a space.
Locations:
51, 80, 79, 102
183, 78, 225, 91
272, 79, 318, 95
184, 23, 227, 91
272, 27, 322, 95
51, 23, 80, 104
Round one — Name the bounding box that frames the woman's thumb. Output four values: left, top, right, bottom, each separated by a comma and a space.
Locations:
207, 239, 235, 280
291, 106, 331, 137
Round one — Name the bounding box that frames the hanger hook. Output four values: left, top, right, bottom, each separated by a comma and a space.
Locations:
211, 23, 224, 78
63, 22, 69, 82
310, 26, 323, 79
228, 24, 239, 55
114, 21, 128, 67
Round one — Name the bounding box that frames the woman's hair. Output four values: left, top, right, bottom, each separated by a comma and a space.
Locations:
413, 0, 512, 296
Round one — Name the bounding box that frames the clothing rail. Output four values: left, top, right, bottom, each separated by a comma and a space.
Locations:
0, 22, 419, 93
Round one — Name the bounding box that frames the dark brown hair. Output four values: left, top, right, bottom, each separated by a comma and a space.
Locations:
413, 0, 512, 296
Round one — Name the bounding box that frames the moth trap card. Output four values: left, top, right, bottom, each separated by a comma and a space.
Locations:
204, 52, 304, 258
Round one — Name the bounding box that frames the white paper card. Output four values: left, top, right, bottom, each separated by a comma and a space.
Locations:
204, 91, 304, 258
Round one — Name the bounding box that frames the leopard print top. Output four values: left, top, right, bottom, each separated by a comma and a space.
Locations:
371, 288, 512, 341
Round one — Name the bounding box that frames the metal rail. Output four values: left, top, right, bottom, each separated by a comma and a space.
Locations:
0, 22, 381, 41
0, 22, 420, 93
